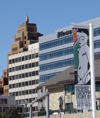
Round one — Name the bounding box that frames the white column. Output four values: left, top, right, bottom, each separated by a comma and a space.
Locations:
89, 23, 96, 118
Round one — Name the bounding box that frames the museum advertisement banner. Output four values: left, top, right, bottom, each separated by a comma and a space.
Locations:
72, 27, 92, 110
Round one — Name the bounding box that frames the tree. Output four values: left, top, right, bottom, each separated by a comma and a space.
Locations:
2, 107, 24, 118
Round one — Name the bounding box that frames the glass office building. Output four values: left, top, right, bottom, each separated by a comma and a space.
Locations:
39, 17, 100, 83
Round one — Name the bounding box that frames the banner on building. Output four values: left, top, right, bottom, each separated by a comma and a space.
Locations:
75, 85, 92, 110
72, 27, 91, 110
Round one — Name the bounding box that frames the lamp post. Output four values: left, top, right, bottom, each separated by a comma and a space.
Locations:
58, 96, 63, 118
21, 101, 24, 115
25, 100, 27, 117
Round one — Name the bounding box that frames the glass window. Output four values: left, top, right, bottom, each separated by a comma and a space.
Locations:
19, 66, 21, 70
32, 71, 35, 76
25, 81, 28, 86
32, 63, 35, 67
29, 63, 31, 68
66, 103, 73, 110
19, 57, 21, 62
19, 83, 21, 87
65, 84, 75, 95
32, 80, 35, 85
32, 54, 34, 58
9, 60, 11, 64
25, 56, 28, 60
35, 53, 38, 58
16, 92, 18, 96
29, 55, 31, 59
22, 56, 24, 61
29, 81, 31, 85
29, 72, 31, 77
36, 62, 38, 66
26, 90, 28, 94
22, 82, 24, 86
29, 90, 31, 94
36, 71, 38, 75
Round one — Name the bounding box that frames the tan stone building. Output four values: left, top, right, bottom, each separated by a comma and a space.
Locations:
0, 69, 8, 96
0, 15, 43, 97
37, 58, 100, 111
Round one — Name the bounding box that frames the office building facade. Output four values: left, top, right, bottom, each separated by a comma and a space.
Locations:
39, 17, 100, 83
9, 43, 39, 112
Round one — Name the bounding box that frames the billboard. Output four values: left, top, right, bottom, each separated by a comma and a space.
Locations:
73, 27, 91, 110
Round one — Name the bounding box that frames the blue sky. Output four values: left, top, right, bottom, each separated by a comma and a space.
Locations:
0, 0, 100, 76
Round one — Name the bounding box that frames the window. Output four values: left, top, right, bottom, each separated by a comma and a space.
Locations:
25, 64, 28, 69
29, 63, 31, 68
29, 81, 31, 85
39, 35, 73, 50
32, 71, 35, 76
35, 53, 38, 58
32, 54, 34, 58
29, 90, 31, 94
16, 92, 18, 96
3, 99, 7, 104
22, 56, 24, 61
25, 56, 28, 60
19, 66, 21, 70
26, 90, 28, 94
32, 63, 35, 67
29, 72, 31, 77
19, 83, 21, 87
9, 60, 11, 64
65, 84, 75, 95
19, 91, 21, 95
32, 89, 35, 93
22, 82, 24, 86
22, 73, 24, 78
19, 57, 21, 62
32, 80, 35, 85
36, 71, 38, 75
29, 55, 31, 59
24, 36, 26, 39
66, 103, 73, 110
22, 91, 25, 95
36, 79, 39, 84
22, 65, 24, 69
36, 62, 38, 66
24, 41, 26, 44
19, 74, 21, 79
25, 81, 28, 86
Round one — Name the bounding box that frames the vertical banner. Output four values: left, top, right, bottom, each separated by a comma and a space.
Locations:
72, 27, 92, 110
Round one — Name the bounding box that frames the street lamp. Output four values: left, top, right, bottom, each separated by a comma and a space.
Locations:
21, 100, 27, 117
58, 96, 63, 118
25, 100, 28, 117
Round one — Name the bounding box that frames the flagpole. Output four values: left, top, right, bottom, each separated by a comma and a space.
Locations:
89, 23, 96, 118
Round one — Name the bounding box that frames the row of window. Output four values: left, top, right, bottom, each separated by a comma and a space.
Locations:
16, 97, 36, 105
94, 27, 100, 37
9, 70, 39, 80
9, 53, 38, 64
39, 39, 100, 62
39, 35, 73, 50
94, 52, 100, 57
9, 79, 39, 89
9, 62, 38, 72
9, 88, 37, 97
40, 72, 61, 83
39, 27, 100, 51
65, 82, 100, 96
40, 58, 74, 72
94, 39, 100, 48
40, 47, 73, 61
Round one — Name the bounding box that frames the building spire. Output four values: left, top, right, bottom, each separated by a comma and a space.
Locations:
25, 14, 29, 24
